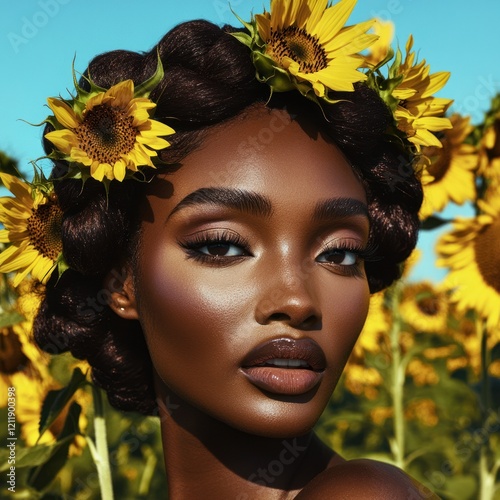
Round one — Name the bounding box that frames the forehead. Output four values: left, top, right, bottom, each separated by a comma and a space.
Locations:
147, 106, 366, 213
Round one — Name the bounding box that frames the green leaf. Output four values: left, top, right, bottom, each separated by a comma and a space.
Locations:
0, 437, 73, 471
38, 367, 86, 440
420, 215, 452, 230
0, 151, 21, 178
134, 52, 164, 98
28, 402, 82, 491
0, 311, 24, 328
440, 474, 477, 500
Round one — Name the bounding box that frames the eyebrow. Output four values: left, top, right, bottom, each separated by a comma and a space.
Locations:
168, 187, 273, 219
168, 187, 368, 222
312, 198, 368, 221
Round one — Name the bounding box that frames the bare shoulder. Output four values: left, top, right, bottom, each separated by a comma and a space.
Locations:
295, 458, 439, 499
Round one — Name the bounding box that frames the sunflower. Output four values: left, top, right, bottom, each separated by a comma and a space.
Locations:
364, 18, 394, 68
343, 364, 382, 399
478, 117, 500, 202
234, 0, 377, 98
45, 78, 175, 182
352, 291, 390, 358
445, 310, 500, 377
385, 36, 452, 150
419, 114, 479, 220
437, 193, 500, 333
0, 173, 62, 287
399, 281, 449, 334
404, 398, 439, 427
406, 358, 439, 386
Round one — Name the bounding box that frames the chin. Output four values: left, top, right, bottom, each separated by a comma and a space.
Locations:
219, 388, 332, 439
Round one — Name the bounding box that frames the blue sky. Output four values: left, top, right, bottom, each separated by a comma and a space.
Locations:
1, 0, 499, 281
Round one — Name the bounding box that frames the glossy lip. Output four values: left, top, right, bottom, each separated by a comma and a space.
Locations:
240, 338, 326, 395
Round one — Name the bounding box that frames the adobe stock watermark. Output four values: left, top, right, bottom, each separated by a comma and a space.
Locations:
235, 438, 307, 499
7, 0, 72, 54
420, 408, 500, 497
369, 0, 415, 22
212, 0, 245, 23
450, 75, 497, 122
206, 108, 292, 186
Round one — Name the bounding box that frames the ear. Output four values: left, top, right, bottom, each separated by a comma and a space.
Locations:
105, 265, 139, 320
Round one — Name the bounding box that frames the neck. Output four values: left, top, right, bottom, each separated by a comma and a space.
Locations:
154, 386, 336, 500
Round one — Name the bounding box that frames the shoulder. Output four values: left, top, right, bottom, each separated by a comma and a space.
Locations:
296, 458, 438, 499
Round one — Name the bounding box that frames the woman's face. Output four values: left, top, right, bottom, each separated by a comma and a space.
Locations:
132, 107, 370, 437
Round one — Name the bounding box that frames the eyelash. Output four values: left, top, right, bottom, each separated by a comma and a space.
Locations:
178, 230, 251, 266
179, 231, 376, 276
317, 241, 375, 278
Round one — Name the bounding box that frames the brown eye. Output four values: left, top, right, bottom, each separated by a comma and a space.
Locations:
198, 242, 246, 257
317, 249, 357, 266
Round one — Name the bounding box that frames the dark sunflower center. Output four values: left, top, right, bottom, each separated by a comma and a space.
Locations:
76, 105, 137, 164
27, 202, 63, 261
474, 217, 500, 293
267, 26, 327, 73
487, 120, 500, 161
418, 296, 440, 316
0, 327, 29, 374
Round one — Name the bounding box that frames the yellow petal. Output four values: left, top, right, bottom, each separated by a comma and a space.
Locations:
305, 0, 329, 32
47, 98, 80, 129
70, 148, 93, 166
30, 257, 56, 284
270, 0, 286, 31
421, 72, 451, 98
0, 174, 33, 204
0, 245, 38, 271
323, 20, 375, 53
85, 92, 113, 111
255, 13, 271, 41
108, 80, 134, 108
310, 0, 357, 41
113, 159, 127, 182
45, 129, 79, 154
139, 119, 175, 137
90, 162, 107, 182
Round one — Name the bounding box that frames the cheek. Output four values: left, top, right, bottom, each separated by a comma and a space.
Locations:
135, 244, 256, 382
321, 278, 370, 378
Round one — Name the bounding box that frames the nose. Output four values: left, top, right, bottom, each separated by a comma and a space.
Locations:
254, 270, 322, 330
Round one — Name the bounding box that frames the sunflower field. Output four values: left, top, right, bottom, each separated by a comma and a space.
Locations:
1, 39, 500, 500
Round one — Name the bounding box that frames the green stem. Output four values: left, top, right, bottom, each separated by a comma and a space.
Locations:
389, 283, 405, 469
478, 319, 494, 500
480, 446, 495, 500
91, 385, 114, 500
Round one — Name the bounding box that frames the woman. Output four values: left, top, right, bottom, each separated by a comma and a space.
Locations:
1, 0, 448, 497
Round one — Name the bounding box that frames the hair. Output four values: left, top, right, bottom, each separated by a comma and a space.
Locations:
34, 20, 422, 415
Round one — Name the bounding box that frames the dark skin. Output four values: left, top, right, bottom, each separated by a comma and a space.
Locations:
111, 106, 438, 499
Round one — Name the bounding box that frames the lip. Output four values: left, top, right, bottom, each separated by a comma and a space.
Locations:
240, 338, 326, 395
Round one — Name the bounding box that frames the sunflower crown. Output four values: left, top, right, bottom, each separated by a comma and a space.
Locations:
231, 0, 452, 153
0, 0, 453, 288
44, 57, 175, 184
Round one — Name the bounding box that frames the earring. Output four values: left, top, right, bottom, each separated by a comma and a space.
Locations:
119, 307, 125, 312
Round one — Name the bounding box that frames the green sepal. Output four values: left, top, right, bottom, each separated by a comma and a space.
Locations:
230, 7, 257, 38
231, 30, 253, 47
134, 50, 165, 98
253, 52, 296, 92
55, 254, 69, 279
